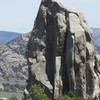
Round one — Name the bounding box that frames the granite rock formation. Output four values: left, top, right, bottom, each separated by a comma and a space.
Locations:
26, 0, 100, 99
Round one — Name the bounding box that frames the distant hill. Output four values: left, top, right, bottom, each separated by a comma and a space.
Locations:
0, 33, 30, 93
96, 45, 100, 54
0, 31, 20, 44
92, 28, 100, 46
0, 33, 30, 80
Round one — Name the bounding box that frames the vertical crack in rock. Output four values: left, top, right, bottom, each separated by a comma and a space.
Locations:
46, 11, 56, 90
61, 28, 70, 94
65, 11, 76, 94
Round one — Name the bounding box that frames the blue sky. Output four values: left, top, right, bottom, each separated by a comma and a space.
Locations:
0, 0, 100, 33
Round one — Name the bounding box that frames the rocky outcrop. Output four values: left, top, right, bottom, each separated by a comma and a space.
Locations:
7, 33, 30, 55
26, 0, 100, 99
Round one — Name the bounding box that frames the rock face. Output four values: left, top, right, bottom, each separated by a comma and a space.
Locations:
26, 0, 100, 99
0, 44, 27, 79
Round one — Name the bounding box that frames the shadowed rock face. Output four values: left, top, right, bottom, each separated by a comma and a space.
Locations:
26, 0, 100, 99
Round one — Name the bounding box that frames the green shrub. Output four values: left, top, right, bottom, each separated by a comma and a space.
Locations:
67, 91, 77, 100
58, 95, 72, 100
86, 97, 93, 100
58, 91, 93, 100
29, 84, 48, 100
58, 91, 77, 100
8, 96, 17, 100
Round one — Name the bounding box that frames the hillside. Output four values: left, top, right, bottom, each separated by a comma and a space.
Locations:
0, 33, 30, 80
0, 31, 20, 44
0, 33, 30, 96
96, 45, 100, 54
7, 33, 30, 55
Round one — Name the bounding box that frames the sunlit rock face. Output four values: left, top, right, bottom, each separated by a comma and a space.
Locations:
26, 0, 100, 99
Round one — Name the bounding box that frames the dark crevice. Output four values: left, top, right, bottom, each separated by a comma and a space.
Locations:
86, 48, 90, 61
85, 31, 91, 42
45, 11, 57, 96
62, 11, 71, 94
62, 28, 70, 94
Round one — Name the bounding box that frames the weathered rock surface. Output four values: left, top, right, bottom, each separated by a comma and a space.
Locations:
26, 0, 100, 99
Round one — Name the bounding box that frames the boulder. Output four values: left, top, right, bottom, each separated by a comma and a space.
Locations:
26, 0, 100, 99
